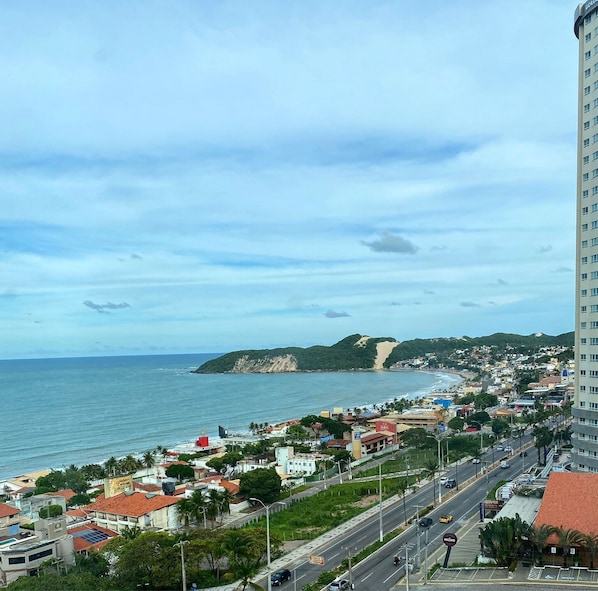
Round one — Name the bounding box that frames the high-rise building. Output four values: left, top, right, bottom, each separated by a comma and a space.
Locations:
573, 1, 598, 472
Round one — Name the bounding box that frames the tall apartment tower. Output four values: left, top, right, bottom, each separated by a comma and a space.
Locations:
573, 1, 598, 472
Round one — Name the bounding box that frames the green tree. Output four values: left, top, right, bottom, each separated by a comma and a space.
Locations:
532, 426, 553, 466
239, 468, 281, 504
579, 532, 598, 569
165, 463, 195, 480
401, 428, 435, 449
447, 416, 465, 432
491, 418, 510, 438
39, 504, 63, 518
529, 523, 555, 565
554, 526, 583, 568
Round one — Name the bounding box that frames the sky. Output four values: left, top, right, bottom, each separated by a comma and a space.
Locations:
0, 0, 581, 359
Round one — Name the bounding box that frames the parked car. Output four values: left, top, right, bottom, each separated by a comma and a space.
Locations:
439, 514, 453, 523
445, 478, 457, 489
329, 579, 350, 590
418, 517, 433, 528
271, 569, 292, 586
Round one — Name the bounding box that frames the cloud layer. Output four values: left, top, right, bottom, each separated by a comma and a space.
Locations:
0, 1, 576, 358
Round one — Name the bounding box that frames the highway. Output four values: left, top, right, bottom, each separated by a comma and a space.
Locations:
269, 430, 536, 591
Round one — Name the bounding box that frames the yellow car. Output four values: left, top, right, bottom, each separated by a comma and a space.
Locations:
439, 514, 453, 523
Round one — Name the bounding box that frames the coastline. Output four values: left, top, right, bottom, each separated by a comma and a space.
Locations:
0, 360, 464, 484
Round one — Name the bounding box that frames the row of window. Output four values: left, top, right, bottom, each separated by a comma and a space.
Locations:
583, 62, 598, 78
579, 321, 598, 328
580, 254, 598, 264
579, 354, 598, 361
4, 548, 53, 565
581, 221, 598, 230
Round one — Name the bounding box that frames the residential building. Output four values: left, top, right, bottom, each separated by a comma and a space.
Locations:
0, 516, 74, 586
573, 1, 598, 472
85, 491, 180, 533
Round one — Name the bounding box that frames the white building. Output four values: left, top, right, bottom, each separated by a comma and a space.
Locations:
573, 2, 598, 472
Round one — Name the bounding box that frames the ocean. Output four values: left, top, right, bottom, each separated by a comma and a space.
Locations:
0, 353, 462, 481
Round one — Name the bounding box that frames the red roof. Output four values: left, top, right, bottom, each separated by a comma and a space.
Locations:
49, 489, 76, 502
86, 491, 180, 518
535, 472, 598, 537
0, 503, 19, 518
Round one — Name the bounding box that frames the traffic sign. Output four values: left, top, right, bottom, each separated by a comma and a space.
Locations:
442, 533, 458, 547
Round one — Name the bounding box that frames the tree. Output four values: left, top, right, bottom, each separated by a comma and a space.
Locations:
479, 515, 530, 567
165, 463, 195, 480
491, 418, 510, 439
447, 416, 465, 432
423, 459, 439, 506
532, 426, 553, 466
239, 468, 281, 504
142, 450, 156, 472
554, 526, 583, 568
401, 428, 435, 449
528, 524, 555, 565
39, 504, 63, 518
579, 532, 598, 569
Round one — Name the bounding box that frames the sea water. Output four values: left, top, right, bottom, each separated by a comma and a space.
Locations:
0, 353, 461, 481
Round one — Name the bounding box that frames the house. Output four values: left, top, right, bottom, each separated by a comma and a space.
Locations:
534, 472, 598, 566
68, 523, 118, 554
0, 503, 20, 529
85, 491, 180, 533
0, 516, 74, 586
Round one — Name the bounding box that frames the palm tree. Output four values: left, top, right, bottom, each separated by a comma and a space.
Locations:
177, 498, 196, 528
423, 459, 439, 505
142, 450, 155, 475
529, 523, 555, 565
555, 526, 583, 568
104, 456, 119, 477
579, 532, 598, 569
532, 426, 553, 466
189, 490, 208, 528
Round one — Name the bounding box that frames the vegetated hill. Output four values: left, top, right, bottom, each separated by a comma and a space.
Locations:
193, 334, 397, 373
382, 331, 575, 369
193, 331, 574, 374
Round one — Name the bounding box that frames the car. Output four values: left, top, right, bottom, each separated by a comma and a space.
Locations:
439, 476, 449, 485
445, 478, 457, 489
496, 445, 504, 451
471, 458, 481, 464
504, 446, 513, 453
519, 451, 528, 457
329, 579, 350, 590
418, 517, 433, 528
500, 460, 510, 469
271, 569, 291, 586
439, 514, 453, 523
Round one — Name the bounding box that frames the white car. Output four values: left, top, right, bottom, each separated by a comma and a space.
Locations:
439, 476, 448, 485
471, 458, 481, 464
329, 580, 350, 590
504, 446, 513, 453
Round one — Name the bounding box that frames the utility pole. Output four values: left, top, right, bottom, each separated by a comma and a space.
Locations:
378, 463, 384, 542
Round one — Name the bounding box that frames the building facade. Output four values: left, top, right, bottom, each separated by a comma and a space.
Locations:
573, 1, 598, 472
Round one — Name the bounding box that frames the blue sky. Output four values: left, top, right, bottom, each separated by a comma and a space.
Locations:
0, 0, 579, 359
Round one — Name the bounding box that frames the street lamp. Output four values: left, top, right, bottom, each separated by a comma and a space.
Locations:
250, 498, 285, 591
175, 540, 189, 591
426, 435, 442, 504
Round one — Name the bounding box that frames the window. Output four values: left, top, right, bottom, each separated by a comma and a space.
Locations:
587, 50, 592, 60
583, 256, 589, 264
586, 139, 591, 147
594, 133, 598, 142
582, 306, 588, 313
28, 548, 53, 562
586, 122, 591, 130
586, 14, 592, 24
592, 186, 598, 194
593, 202, 598, 211
584, 223, 589, 231
588, 85, 593, 95
584, 173, 590, 181
592, 304, 598, 312
586, 68, 592, 78
591, 338, 598, 344
594, 62, 598, 73
591, 254, 598, 262
586, 189, 592, 197
582, 322, 588, 328
592, 270, 598, 277
583, 206, 589, 213
8, 557, 26, 564
585, 155, 590, 163
583, 242, 589, 249
593, 220, 598, 228
582, 338, 588, 344
583, 289, 588, 297
588, 33, 593, 41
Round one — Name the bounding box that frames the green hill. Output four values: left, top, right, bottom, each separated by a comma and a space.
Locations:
193, 331, 574, 374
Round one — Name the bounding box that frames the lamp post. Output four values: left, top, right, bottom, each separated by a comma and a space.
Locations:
175, 540, 189, 591
250, 498, 285, 591
426, 435, 442, 504
378, 464, 384, 542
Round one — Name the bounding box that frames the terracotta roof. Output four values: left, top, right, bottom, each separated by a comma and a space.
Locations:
361, 432, 388, 443
0, 503, 19, 518
134, 483, 162, 493
535, 472, 598, 537
65, 508, 90, 519
49, 489, 76, 501
86, 491, 180, 518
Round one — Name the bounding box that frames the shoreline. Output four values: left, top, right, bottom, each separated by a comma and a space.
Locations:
0, 367, 464, 485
